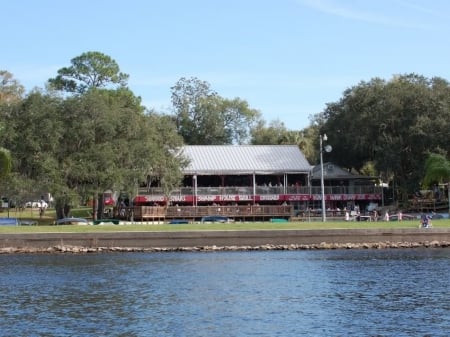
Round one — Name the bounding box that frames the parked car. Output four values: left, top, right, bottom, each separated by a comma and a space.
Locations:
200, 215, 232, 223
25, 200, 48, 209
55, 217, 88, 225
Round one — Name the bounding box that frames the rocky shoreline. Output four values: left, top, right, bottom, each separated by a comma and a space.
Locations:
1, 228, 449, 254
1, 240, 449, 254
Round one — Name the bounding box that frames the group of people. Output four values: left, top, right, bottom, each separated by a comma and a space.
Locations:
344, 208, 405, 222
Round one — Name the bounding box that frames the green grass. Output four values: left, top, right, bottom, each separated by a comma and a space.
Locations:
0, 206, 91, 226
1, 206, 449, 233
1, 219, 449, 234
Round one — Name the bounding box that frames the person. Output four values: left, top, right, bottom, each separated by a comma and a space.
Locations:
433, 184, 440, 201
39, 199, 46, 218
384, 211, 390, 221
397, 210, 403, 222
420, 214, 429, 228
119, 199, 126, 217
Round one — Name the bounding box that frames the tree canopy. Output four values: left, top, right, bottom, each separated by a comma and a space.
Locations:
48, 51, 129, 94
250, 120, 317, 163
2, 55, 185, 218
321, 74, 450, 199
2, 52, 449, 212
0, 71, 23, 178
171, 77, 261, 145
422, 153, 450, 188
0, 70, 24, 103
0, 148, 11, 178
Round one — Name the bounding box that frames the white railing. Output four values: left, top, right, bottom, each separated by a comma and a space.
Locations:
138, 185, 382, 196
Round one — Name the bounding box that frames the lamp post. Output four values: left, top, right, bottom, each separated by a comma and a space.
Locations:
320, 134, 332, 222
193, 175, 197, 207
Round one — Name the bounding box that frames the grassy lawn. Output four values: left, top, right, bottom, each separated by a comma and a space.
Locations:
0, 207, 91, 223
1, 219, 449, 233
1, 207, 449, 233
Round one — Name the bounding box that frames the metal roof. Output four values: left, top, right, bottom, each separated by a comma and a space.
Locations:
310, 162, 375, 180
181, 145, 312, 175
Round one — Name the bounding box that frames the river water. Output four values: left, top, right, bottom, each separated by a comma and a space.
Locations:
0, 248, 448, 337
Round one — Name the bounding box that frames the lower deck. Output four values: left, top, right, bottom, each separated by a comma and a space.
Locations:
115, 205, 295, 222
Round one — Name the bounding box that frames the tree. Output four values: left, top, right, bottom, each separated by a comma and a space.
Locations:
0, 70, 20, 179
293, 125, 319, 164
321, 74, 450, 201
56, 87, 184, 218
250, 119, 318, 164
171, 77, 261, 144
422, 153, 450, 213
0, 70, 24, 103
3, 85, 185, 219
48, 51, 129, 94
250, 119, 289, 145
131, 112, 187, 207
0, 148, 11, 178
422, 153, 450, 187
4, 91, 65, 207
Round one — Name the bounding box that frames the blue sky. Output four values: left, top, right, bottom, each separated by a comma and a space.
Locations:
3, 0, 450, 129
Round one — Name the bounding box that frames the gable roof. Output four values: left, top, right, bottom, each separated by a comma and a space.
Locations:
181, 145, 311, 175
310, 162, 375, 180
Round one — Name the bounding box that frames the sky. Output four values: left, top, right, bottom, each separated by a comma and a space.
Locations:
3, 0, 450, 129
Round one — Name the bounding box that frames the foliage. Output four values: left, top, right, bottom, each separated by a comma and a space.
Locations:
293, 126, 318, 164
0, 71, 23, 181
251, 120, 318, 163
3, 52, 450, 213
171, 77, 261, 144
48, 51, 129, 93
359, 161, 378, 178
142, 112, 187, 203
2, 54, 184, 219
0, 70, 24, 103
422, 153, 450, 187
321, 74, 450, 199
0, 147, 12, 178
53, 88, 184, 216
250, 119, 289, 144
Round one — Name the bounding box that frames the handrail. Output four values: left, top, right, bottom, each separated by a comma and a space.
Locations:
114, 205, 294, 220
138, 185, 383, 196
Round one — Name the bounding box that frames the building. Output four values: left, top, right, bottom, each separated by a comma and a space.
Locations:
310, 162, 382, 211
129, 145, 382, 221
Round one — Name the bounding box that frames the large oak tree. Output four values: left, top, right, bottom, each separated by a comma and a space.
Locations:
321, 74, 450, 201
4, 52, 185, 218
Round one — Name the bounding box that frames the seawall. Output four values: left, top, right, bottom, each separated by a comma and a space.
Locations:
0, 228, 449, 253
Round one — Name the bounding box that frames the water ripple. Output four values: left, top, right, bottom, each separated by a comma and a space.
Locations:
0, 249, 448, 336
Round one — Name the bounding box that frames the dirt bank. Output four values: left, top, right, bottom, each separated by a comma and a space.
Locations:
0, 228, 449, 253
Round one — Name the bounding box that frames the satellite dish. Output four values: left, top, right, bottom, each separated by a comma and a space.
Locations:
324, 145, 332, 153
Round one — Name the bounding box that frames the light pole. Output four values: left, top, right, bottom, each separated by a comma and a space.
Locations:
193, 175, 197, 207
320, 134, 332, 222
